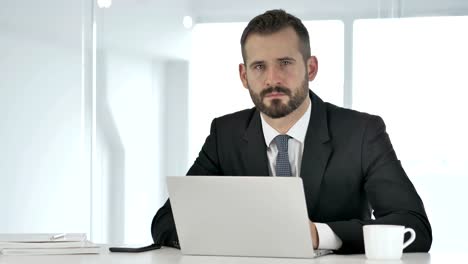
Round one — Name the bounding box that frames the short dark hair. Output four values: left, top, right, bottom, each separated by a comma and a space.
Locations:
240, 9, 311, 63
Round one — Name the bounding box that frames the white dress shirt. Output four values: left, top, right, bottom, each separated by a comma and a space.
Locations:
259, 97, 343, 250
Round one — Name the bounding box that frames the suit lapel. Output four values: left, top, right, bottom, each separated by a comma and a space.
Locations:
301, 91, 333, 213
238, 91, 333, 193
240, 110, 270, 176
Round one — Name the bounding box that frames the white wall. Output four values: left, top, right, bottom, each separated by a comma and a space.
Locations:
93, 50, 167, 244
94, 51, 191, 244
93, 0, 193, 243
0, 24, 88, 234
163, 60, 190, 177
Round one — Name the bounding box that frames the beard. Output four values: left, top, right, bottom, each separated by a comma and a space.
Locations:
248, 78, 309, 119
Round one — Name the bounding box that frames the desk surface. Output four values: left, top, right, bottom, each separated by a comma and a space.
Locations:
0, 247, 464, 264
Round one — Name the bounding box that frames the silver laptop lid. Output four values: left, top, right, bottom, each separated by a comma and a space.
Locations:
167, 176, 318, 258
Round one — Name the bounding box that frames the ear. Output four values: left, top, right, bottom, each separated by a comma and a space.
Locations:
306, 56, 318, 81
239, 63, 249, 89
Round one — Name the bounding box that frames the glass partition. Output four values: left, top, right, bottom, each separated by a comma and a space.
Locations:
0, 0, 91, 235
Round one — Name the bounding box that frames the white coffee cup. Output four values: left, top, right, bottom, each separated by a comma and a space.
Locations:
363, 225, 416, 260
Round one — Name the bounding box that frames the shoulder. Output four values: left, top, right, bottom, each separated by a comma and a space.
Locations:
213, 107, 258, 130
323, 102, 385, 132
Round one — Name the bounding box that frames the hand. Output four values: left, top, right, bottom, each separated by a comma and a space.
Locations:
309, 221, 319, 249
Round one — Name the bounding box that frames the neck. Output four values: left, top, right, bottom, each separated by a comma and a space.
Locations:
261, 97, 310, 134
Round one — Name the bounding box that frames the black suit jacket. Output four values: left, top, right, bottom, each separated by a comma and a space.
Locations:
151, 91, 432, 254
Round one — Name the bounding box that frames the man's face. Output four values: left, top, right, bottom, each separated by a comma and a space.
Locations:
239, 27, 318, 119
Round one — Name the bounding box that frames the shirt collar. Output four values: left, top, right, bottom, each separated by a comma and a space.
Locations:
260, 97, 312, 147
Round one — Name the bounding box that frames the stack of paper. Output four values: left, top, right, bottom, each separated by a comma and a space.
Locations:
0, 233, 101, 256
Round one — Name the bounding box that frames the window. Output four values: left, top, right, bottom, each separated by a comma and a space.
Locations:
353, 16, 468, 252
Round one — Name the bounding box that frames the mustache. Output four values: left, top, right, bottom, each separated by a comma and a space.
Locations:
260, 86, 292, 98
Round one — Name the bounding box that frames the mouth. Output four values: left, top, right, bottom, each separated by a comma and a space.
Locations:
264, 92, 287, 99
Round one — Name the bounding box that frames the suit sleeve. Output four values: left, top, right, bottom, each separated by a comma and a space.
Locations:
151, 118, 222, 247
327, 115, 432, 254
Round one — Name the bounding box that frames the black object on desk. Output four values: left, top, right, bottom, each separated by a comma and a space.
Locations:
109, 243, 161, 253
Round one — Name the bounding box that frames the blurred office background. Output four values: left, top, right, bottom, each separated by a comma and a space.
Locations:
0, 0, 467, 252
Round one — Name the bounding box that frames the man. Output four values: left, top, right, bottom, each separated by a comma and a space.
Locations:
151, 9, 432, 254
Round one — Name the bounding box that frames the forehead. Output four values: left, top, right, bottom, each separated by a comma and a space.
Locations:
243, 27, 302, 63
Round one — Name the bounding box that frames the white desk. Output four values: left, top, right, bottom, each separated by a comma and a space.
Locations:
0, 247, 463, 264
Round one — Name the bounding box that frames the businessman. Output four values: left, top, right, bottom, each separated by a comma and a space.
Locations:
151, 9, 432, 254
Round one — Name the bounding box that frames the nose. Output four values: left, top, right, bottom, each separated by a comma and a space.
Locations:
265, 65, 283, 87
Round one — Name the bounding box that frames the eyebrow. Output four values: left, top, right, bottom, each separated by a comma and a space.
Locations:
277, 57, 296, 62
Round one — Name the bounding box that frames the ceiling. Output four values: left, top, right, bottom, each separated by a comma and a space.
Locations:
1, 0, 468, 59
193, 0, 468, 21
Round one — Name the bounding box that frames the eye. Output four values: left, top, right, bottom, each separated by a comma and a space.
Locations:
253, 64, 265, 71
280, 60, 292, 66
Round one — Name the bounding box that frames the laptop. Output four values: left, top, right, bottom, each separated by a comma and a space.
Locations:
167, 176, 332, 258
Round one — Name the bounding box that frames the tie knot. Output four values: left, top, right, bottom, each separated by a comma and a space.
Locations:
274, 134, 290, 153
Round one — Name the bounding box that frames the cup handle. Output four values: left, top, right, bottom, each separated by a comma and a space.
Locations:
403, 227, 416, 250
